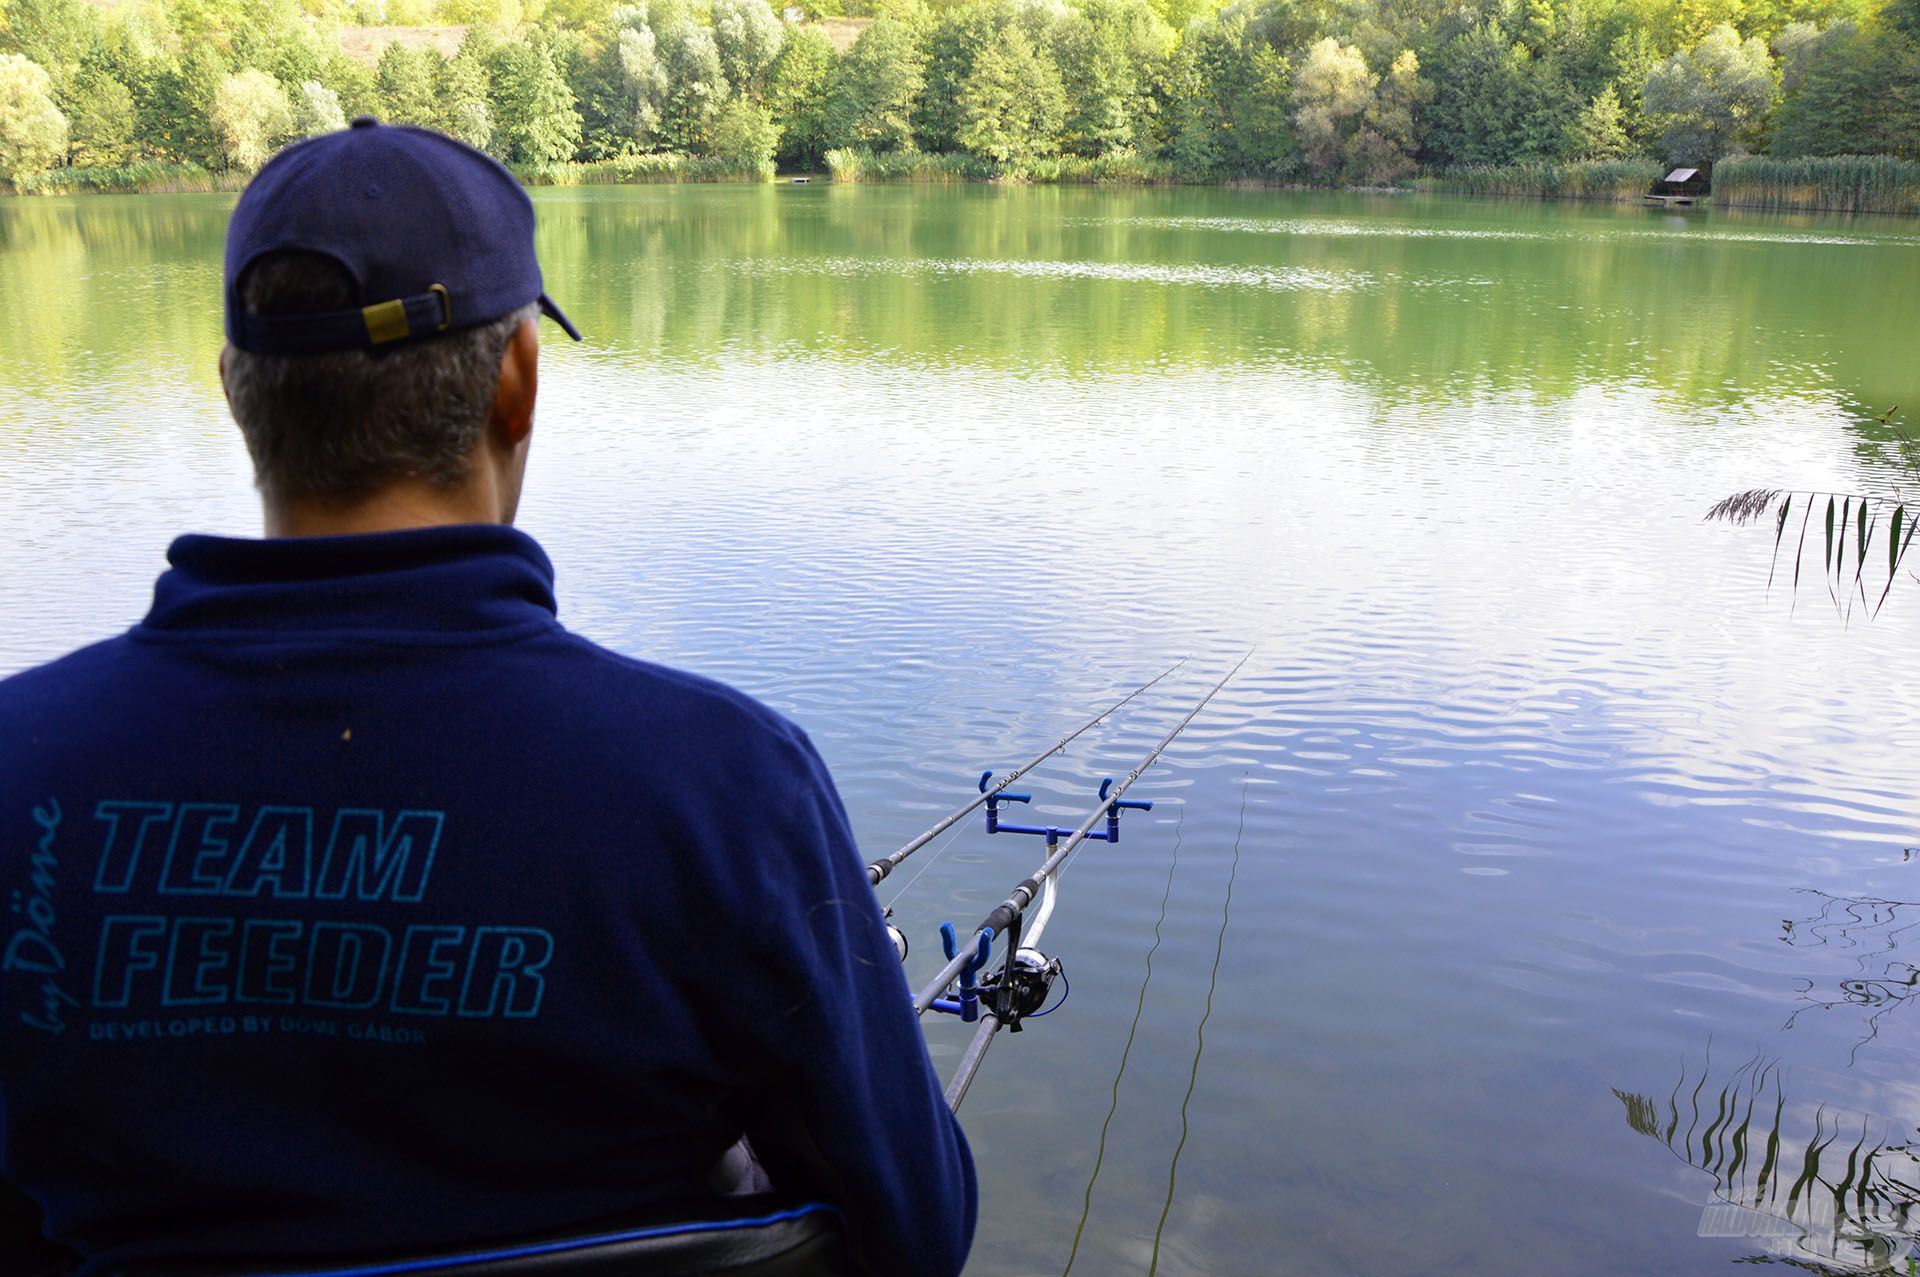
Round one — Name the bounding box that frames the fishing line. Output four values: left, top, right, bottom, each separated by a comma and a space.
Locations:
1148, 777, 1249, 1276
1060, 804, 1187, 1277
882, 818, 970, 911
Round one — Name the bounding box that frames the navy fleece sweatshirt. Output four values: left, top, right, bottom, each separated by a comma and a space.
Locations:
0, 524, 975, 1276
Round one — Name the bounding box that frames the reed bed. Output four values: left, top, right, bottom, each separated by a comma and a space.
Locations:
8, 162, 245, 195
1713, 154, 1920, 215
825, 148, 1173, 184
1417, 160, 1663, 202
513, 154, 774, 185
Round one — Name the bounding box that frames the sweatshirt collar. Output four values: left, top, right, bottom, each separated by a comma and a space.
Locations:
138, 523, 560, 640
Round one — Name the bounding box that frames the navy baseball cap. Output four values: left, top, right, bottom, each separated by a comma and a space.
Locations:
225, 116, 581, 354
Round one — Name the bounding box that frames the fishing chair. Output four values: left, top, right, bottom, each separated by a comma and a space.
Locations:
199, 1198, 849, 1277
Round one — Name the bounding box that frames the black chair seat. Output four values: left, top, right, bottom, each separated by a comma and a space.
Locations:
206, 1198, 848, 1277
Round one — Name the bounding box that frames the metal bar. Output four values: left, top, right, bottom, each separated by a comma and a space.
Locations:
865, 658, 1185, 887
911, 652, 1250, 1014
943, 1012, 1003, 1110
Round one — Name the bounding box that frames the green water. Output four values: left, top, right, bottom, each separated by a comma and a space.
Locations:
5, 185, 1920, 1275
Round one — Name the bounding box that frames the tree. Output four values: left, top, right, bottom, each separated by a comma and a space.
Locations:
291, 79, 345, 137
766, 23, 836, 168
711, 0, 784, 96
657, 20, 729, 150
0, 52, 67, 181
375, 41, 441, 127
1572, 83, 1637, 157
956, 23, 1066, 164
828, 15, 924, 152
1166, 7, 1295, 179
489, 36, 583, 164
1054, 0, 1174, 156
1423, 22, 1578, 164
916, 1, 1008, 152
1347, 47, 1426, 181
1293, 36, 1373, 179
209, 67, 293, 171
709, 91, 777, 164
65, 64, 136, 165
437, 32, 495, 151
1642, 22, 1779, 162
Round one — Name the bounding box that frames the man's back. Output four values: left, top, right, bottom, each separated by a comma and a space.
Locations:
0, 524, 974, 1274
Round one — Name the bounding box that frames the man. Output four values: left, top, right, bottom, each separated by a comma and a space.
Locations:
0, 118, 975, 1275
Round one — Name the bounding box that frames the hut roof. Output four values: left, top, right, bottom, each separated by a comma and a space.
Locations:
1665, 167, 1700, 183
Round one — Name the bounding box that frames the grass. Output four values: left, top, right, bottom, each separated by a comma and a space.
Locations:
1713, 154, 1920, 215
825, 147, 1175, 184
1416, 160, 1664, 202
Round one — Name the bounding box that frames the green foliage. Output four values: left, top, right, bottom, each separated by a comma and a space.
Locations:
489, 36, 584, 163
767, 24, 836, 167
828, 14, 924, 151
1714, 151, 1920, 209
291, 80, 346, 137
656, 17, 729, 149
209, 66, 291, 170
711, 0, 784, 94
1642, 21, 1779, 161
709, 91, 778, 163
66, 64, 136, 165
375, 41, 442, 127
0, 52, 66, 180
1054, 0, 1174, 157
957, 24, 1066, 163
1293, 36, 1373, 178
0, 0, 1913, 199
1423, 23, 1579, 164
1572, 84, 1638, 158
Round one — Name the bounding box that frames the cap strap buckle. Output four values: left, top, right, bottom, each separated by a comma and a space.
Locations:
362, 284, 451, 345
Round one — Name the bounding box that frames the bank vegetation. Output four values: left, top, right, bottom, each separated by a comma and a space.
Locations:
3, 0, 1918, 210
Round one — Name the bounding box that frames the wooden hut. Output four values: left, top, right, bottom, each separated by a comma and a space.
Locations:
1646, 167, 1710, 206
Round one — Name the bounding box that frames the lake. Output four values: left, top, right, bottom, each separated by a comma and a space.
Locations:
4, 183, 1920, 1275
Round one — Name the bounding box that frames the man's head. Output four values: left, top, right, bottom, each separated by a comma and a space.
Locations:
218, 118, 579, 535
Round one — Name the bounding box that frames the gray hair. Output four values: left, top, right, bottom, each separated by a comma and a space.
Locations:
224, 252, 537, 507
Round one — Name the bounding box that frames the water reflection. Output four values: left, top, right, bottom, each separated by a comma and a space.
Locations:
1617, 1051, 1920, 1273
1784, 889, 1920, 1062
4, 186, 1916, 413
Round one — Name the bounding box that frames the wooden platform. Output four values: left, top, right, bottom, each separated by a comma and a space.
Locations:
1645, 194, 1701, 206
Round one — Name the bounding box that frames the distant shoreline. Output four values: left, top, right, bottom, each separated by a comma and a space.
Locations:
9, 154, 1918, 218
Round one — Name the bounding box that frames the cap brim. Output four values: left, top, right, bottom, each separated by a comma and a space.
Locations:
540, 294, 582, 342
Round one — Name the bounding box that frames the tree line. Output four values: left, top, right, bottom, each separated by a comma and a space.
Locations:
1, 0, 1916, 188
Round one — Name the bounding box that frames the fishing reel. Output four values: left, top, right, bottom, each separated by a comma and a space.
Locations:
979, 947, 1064, 1033
884, 908, 909, 965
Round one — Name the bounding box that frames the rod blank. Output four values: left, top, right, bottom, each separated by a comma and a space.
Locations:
865, 659, 1185, 887
912, 652, 1251, 1016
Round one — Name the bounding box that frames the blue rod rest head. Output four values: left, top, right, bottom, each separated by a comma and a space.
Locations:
978, 771, 994, 794
940, 921, 959, 960
1116, 799, 1153, 812
1099, 777, 1114, 801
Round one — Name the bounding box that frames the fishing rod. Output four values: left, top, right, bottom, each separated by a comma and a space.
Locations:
901, 653, 1252, 1109
864, 658, 1186, 889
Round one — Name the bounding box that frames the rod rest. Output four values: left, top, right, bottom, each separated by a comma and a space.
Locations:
164, 1197, 848, 1277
